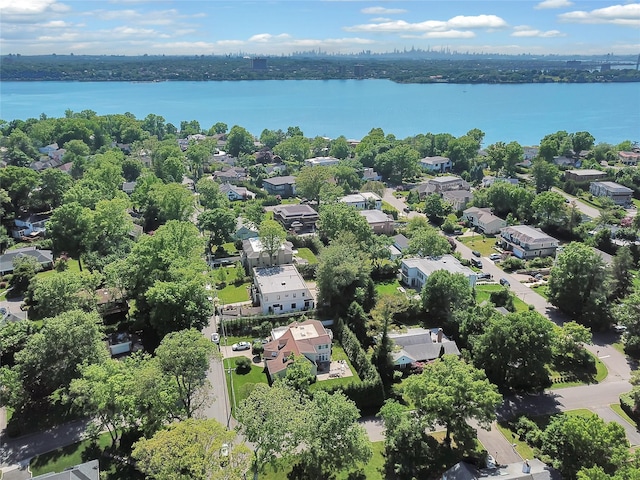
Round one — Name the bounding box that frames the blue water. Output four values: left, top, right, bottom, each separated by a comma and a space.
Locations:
1, 80, 639, 146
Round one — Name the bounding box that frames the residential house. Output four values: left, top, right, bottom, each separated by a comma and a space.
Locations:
30, 157, 63, 172
400, 255, 477, 291
213, 167, 247, 184
412, 175, 470, 200
122, 181, 137, 195
392, 234, 409, 252
242, 237, 294, 270
362, 167, 381, 182
564, 169, 607, 182
263, 319, 332, 380
553, 155, 575, 167
32, 459, 100, 480
500, 225, 559, 259
481, 176, 519, 188
265, 163, 287, 176
251, 264, 314, 315
589, 181, 633, 206
0, 247, 54, 275
419, 155, 452, 173
388, 327, 460, 368
95, 288, 129, 317
262, 175, 297, 198
12, 213, 50, 239
304, 156, 340, 168
618, 151, 640, 166
39, 143, 59, 155
57, 162, 73, 174
359, 209, 394, 235
523, 146, 539, 161
220, 182, 253, 201
234, 218, 259, 241
463, 207, 507, 235
442, 458, 560, 480
442, 190, 472, 212
339, 192, 382, 210
273, 204, 318, 232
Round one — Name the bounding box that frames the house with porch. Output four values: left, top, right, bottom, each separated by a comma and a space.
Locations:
500, 225, 558, 259
389, 327, 460, 368
463, 207, 507, 235
251, 264, 314, 315
263, 319, 333, 381
400, 255, 477, 291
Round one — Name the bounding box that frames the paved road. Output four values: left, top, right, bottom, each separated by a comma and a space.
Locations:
383, 188, 420, 219
551, 187, 601, 219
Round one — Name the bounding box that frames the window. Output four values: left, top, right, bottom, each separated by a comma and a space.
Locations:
293, 293, 297, 298
291, 303, 296, 309
302, 292, 305, 297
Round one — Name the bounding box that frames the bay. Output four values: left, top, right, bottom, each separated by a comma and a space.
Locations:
1, 80, 639, 146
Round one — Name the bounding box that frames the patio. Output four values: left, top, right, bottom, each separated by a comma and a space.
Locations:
316, 359, 354, 382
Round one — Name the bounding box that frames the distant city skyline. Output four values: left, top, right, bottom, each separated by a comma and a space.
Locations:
1, 1, 638, 57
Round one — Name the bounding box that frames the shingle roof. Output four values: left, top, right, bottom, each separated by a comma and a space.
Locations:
0, 248, 54, 274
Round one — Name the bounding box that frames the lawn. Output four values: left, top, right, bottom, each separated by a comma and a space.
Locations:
37, 256, 83, 279
311, 345, 361, 391
295, 247, 318, 264
381, 200, 398, 212
375, 278, 402, 296
632, 198, 640, 209
610, 403, 638, 430
496, 421, 536, 460
459, 235, 498, 256
548, 352, 607, 388
531, 284, 549, 300
224, 356, 269, 414
30, 432, 144, 479
475, 284, 529, 312
217, 282, 250, 304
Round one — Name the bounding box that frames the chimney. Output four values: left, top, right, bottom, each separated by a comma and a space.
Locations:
437, 328, 443, 343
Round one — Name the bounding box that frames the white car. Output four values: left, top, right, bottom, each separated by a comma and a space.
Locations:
211, 333, 220, 344
614, 325, 627, 334
231, 341, 251, 351
489, 253, 501, 261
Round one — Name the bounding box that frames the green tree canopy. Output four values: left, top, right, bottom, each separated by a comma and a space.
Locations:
295, 166, 332, 206
226, 125, 255, 158
421, 270, 474, 327
318, 202, 372, 245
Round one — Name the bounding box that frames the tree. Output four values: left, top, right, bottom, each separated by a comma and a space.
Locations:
8, 255, 42, 296
258, 219, 287, 265
25, 270, 102, 319
370, 295, 403, 391
423, 193, 452, 223
298, 390, 372, 477
198, 208, 236, 250
421, 270, 474, 327
613, 285, 640, 355
6, 128, 39, 167
609, 246, 634, 299
295, 166, 332, 206
236, 383, 308, 475
279, 354, 315, 396
317, 202, 371, 245
551, 321, 593, 370
259, 129, 284, 149
472, 311, 553, 391
47, 202, 92, 265
379, 400, 439, 480
147, 182, 195, 226
572, 131, 596, 155
35, 168, 73, 210
273, 136, 310, 166
209, 122, 228, 135
0, 166, 40, 215
374, 144, 419, 182
154, 329, 217, 419
361, 180, 385, 197
10, 310, 107, 403
406, 226, 452, 257
316, 239, 373, 313
541, 413, 628, 479
226, 125, 255, 158
329, 135, 350, 159
195, 177, 229, 210
86, 197, 133, 256
146, 275, 213, 336
132, 418, 251, 480
548, 242, 610, 329
403, 355, 502, 447
531, 191, 567, 227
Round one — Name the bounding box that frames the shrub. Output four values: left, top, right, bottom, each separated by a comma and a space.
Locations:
252, 342, 264, 356
501, 256, 525, 271
489, 288, 515, 312
235, 356, 252, 373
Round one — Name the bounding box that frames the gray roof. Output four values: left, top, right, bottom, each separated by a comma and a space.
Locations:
32, 459, 100, 480
429, 175, 464, 184
566, 169, 605, 176
274, 204, 318, 217
392, 234, 409, 251
359, 209, 391, 223
0, 248, 54, 274
402, 255, 475, 278
501, 225, 558, 244
263, 175, 296, 186
420, 155, 450, 164
389, 327, 460, 363
253, 264, 309, 295
592, 181, 633, 193
442, 459, 560, 480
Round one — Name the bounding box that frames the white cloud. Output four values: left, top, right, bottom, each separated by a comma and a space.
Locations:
370, 17, 392, 22
511, 26, 565, 37
361, 6, 407, 15
248, 33, 292, 43
0, 0, 70, 22
402, 30, 476, 39
345, 14, 507, 33
535, 0, 573, 9
559, 3, 640, 26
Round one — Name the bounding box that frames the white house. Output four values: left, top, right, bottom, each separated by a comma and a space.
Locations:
12, 214, 50, 239
362, 167, 381, 181
339, 192, 382, 210
304, 156, 340, 168
263, 319, 333, 380
500, 225, 559, 259
463, 207, 507, 235
589, 181, 633, 206
419, 156, 452, 173
389, 327, 460, 368
242, 237, 294, 270
400, 255, 477, 291
220, 182, 253, 201
251, 264, 314, 314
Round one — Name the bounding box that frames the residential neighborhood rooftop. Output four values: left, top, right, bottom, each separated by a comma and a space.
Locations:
262, 175, 296, 185
402, 255, 475, 277
501, 225, 558, 243
252, 264, 308, 295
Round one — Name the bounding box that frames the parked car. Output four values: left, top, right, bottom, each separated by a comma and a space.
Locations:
471, 258, 482, 268
231, 341, 251, 351
614, 324, 627, 333
499, 278, 511, 287
472, 250, 481, 257
211, 333, 220, 344
477, 273, 492, 280
489, 253, 501, 261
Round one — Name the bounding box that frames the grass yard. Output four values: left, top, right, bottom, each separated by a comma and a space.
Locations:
295, 247, 318, 264
37, 257, 83, 279
632, 198, 640, 209
375, 278, 402, 296
221, 242, 238, 255
30, 432, 144, 479
459, 235, 498, 257
311, 345, 361, 391
496, 421, 536, 460
548, 352, 607, 388
610, 403, 638, 430
224, 356, 269, 414
475, 284, 529, 312
381, 200, 398, 212
531, 284, 549, 300
216, 282, 250, 304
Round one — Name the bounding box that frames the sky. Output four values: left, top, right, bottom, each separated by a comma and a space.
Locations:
0, 0, 639, 57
